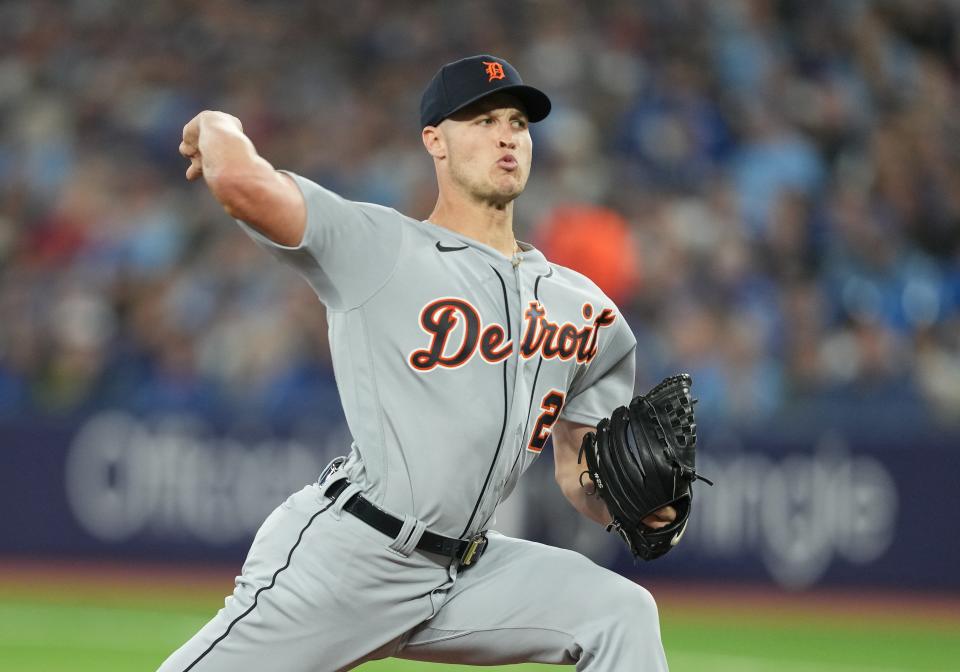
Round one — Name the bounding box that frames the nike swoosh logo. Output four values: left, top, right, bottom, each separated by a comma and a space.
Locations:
436, 242, 469, 252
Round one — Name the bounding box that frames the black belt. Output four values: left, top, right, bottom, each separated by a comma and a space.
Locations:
324, 478, 488, 568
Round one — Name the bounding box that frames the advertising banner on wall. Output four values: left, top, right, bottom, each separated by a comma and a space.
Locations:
519, 422, 959, 591
1, 410, 957, 591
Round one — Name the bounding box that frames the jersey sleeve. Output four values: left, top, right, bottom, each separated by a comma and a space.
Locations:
235, 171, 403, 311
560, 316, 637, 427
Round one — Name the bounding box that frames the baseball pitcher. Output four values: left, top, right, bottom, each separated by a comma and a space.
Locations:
163, 54, 708, 672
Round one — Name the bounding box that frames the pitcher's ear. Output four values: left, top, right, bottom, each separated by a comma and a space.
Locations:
422, 125, 447, 160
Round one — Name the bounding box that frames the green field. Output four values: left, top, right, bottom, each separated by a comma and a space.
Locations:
2, 565, 958, 672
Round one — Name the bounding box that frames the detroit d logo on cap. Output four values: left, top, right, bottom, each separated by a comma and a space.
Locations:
482, 61, 506, 82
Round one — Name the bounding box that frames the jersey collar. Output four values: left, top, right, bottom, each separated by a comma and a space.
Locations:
421, 220, 549, 272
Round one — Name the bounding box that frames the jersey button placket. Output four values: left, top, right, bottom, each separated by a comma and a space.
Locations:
507, 263, 535, 483
488, 261, 525, 527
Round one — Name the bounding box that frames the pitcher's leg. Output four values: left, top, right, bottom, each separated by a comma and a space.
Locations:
157, 484, 443, 672
398, 533, 668, 672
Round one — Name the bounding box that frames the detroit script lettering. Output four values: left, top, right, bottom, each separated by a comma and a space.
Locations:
409, 298, 616, 371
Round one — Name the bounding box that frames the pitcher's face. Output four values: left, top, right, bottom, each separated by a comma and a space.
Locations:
437, 93, 533, 205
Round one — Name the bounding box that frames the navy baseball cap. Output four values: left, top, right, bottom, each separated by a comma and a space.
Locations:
420, 54, 552, 128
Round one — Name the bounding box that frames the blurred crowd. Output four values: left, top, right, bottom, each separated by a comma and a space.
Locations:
2, 0, 960, 428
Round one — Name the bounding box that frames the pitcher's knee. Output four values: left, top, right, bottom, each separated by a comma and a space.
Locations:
584, 578, 660, 631
614, 585, 660, 630
571, 581, 664, 667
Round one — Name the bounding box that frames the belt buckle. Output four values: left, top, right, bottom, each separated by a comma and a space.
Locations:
459, 533, 488, 568
319, 456, 346, 484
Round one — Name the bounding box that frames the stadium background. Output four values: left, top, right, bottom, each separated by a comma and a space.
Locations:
1, 0, 958, 670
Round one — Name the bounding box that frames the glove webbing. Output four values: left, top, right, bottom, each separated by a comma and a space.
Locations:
643, 397, 713, 487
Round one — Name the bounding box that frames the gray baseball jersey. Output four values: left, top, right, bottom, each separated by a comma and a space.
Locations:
241, 172, 636, 538
159, 174, 668, 672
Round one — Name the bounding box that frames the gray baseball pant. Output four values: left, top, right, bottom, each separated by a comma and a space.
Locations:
156, 480, 668, 672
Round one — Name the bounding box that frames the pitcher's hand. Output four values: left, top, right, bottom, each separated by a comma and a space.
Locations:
179, 111, 243, 180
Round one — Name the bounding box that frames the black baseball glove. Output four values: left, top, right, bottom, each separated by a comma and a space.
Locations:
578, 374, 712, 561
